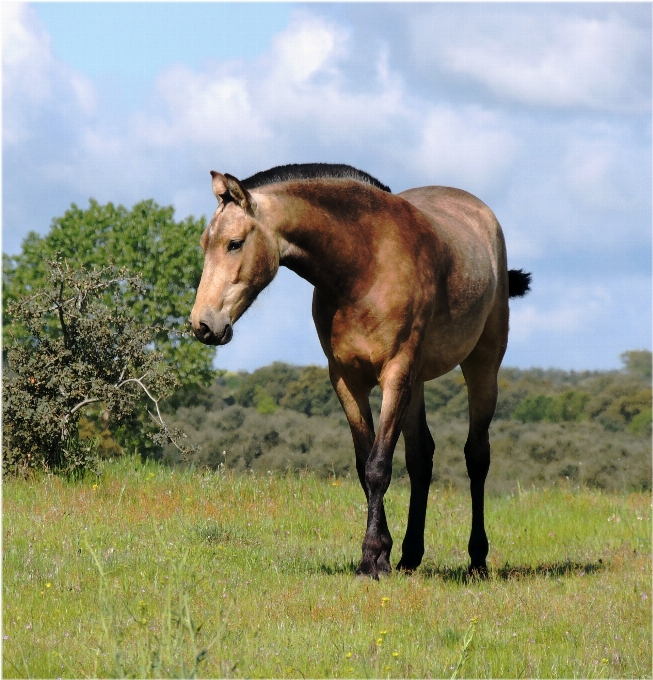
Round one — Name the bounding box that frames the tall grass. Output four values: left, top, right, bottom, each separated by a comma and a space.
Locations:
3, 457, 651, 678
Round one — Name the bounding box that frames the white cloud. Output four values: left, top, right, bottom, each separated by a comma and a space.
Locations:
564, 131, 649, 214
116, 15, 518, 196
2, 3, 96, 145
269, 14, 345, 85
134, 66, 270, 147
504, 273, 651, 370
3, 2, 53, 104
414, 106, 518, 190
412, 8, 650, 112
509, 281, 616, 342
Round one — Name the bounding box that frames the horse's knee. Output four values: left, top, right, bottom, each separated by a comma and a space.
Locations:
365, 454, 392, 494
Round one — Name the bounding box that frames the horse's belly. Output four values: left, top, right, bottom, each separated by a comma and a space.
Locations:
417, 280, 497, 381
417, 320, 485, 380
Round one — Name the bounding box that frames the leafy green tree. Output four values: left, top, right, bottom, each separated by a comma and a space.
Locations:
281, 365, 341, 416
2, 259, 192, 475
3, 199, 213, 388
547, 390, 591, 423
234, 363, 302, 408
423, 372, 466, 412
621, 350, 652, 381
253, 386, 278, 414
513, 394, 555, 423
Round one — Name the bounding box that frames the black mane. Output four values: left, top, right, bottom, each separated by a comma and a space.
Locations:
242, 163, 391, 193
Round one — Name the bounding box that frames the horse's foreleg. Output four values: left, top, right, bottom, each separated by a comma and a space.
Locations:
358, 362, 413, 579
331, 367, 393, 575
460, 350, 500, 575
329, 365, 375, 492
397, 382, 434, 572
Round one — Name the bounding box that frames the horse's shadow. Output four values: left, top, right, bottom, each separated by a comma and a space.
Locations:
309, 558, 605, 582
415, 558, 605, 583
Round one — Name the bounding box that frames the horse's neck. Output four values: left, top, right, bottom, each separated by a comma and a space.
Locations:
273, 193, 370, 298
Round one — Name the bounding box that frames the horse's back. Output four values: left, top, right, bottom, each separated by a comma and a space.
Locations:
398, 186, 503, 259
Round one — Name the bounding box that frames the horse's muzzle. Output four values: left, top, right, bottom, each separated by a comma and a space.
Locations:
191, 311, 233, 346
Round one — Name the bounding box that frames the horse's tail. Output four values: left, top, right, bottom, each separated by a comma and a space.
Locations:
508, 269, 532, 298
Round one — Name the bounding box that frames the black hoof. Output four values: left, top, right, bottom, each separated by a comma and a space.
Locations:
466, 564, 488, 580
356, 560, 378, 580
396, 558, 420, 573
377, 555, 392, 575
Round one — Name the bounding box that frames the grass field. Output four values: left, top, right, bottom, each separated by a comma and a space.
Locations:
3, 457, 651, 679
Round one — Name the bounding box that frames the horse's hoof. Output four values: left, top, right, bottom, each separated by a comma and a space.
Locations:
467, 564, 488, 581
356, 560, 378, 580
377, 556, 392, 575
397, 556, 422, 573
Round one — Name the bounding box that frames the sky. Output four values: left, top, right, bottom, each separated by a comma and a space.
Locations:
3, 2, 651, 373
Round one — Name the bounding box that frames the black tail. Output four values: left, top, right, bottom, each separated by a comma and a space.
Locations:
508, 269, 532, 298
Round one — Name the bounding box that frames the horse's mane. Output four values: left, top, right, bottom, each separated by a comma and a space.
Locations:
242, 163, 392, 193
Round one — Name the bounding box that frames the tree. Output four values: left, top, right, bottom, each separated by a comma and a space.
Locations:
621, 350, 652, 381
513, 394, 555, 423
2, 259, 192, 475
280, 365, 340, 416
3, 199, 214, 388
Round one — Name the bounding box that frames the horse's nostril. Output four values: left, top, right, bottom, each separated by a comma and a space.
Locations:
199, 322, 211, 339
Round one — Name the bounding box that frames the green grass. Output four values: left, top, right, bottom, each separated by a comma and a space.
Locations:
3, 457, 651, 678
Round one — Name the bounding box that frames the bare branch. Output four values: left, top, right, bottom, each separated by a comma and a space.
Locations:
69, 397, 101, 417
115, 366, 128, 386
118, 375, 190, 455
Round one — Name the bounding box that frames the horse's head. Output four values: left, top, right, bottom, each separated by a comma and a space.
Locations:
190, 171, 279, 345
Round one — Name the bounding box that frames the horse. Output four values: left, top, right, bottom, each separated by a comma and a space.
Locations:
190, 163, 531, 579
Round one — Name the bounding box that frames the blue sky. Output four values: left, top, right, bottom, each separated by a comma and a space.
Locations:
3, 2, 651, 372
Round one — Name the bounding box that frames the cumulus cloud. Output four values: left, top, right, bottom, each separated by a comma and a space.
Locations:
410, 6, 651, 112
268, 14, 346, 85
563, 129, 650, 214
510, 286, 611, 341
2, 3, 96, 145
120, 14, 518, 196
414, 106, 518, 190
133, 66, 269, 148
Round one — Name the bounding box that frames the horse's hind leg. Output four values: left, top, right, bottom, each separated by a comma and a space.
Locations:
460, 342, 503, 575
397, 382, 434, 572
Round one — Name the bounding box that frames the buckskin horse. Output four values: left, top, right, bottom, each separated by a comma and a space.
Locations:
190, 163, 531, 579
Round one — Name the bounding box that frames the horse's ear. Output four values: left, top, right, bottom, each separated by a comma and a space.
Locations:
211, 171, 229, 201
210, 171, 254, 212
224, 173, 254, 213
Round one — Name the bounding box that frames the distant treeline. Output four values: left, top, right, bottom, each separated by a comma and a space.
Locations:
139, 351, 651, 494
181, 350, 651, 431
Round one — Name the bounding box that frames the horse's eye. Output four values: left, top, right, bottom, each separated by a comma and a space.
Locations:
227, 239, 245, 252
